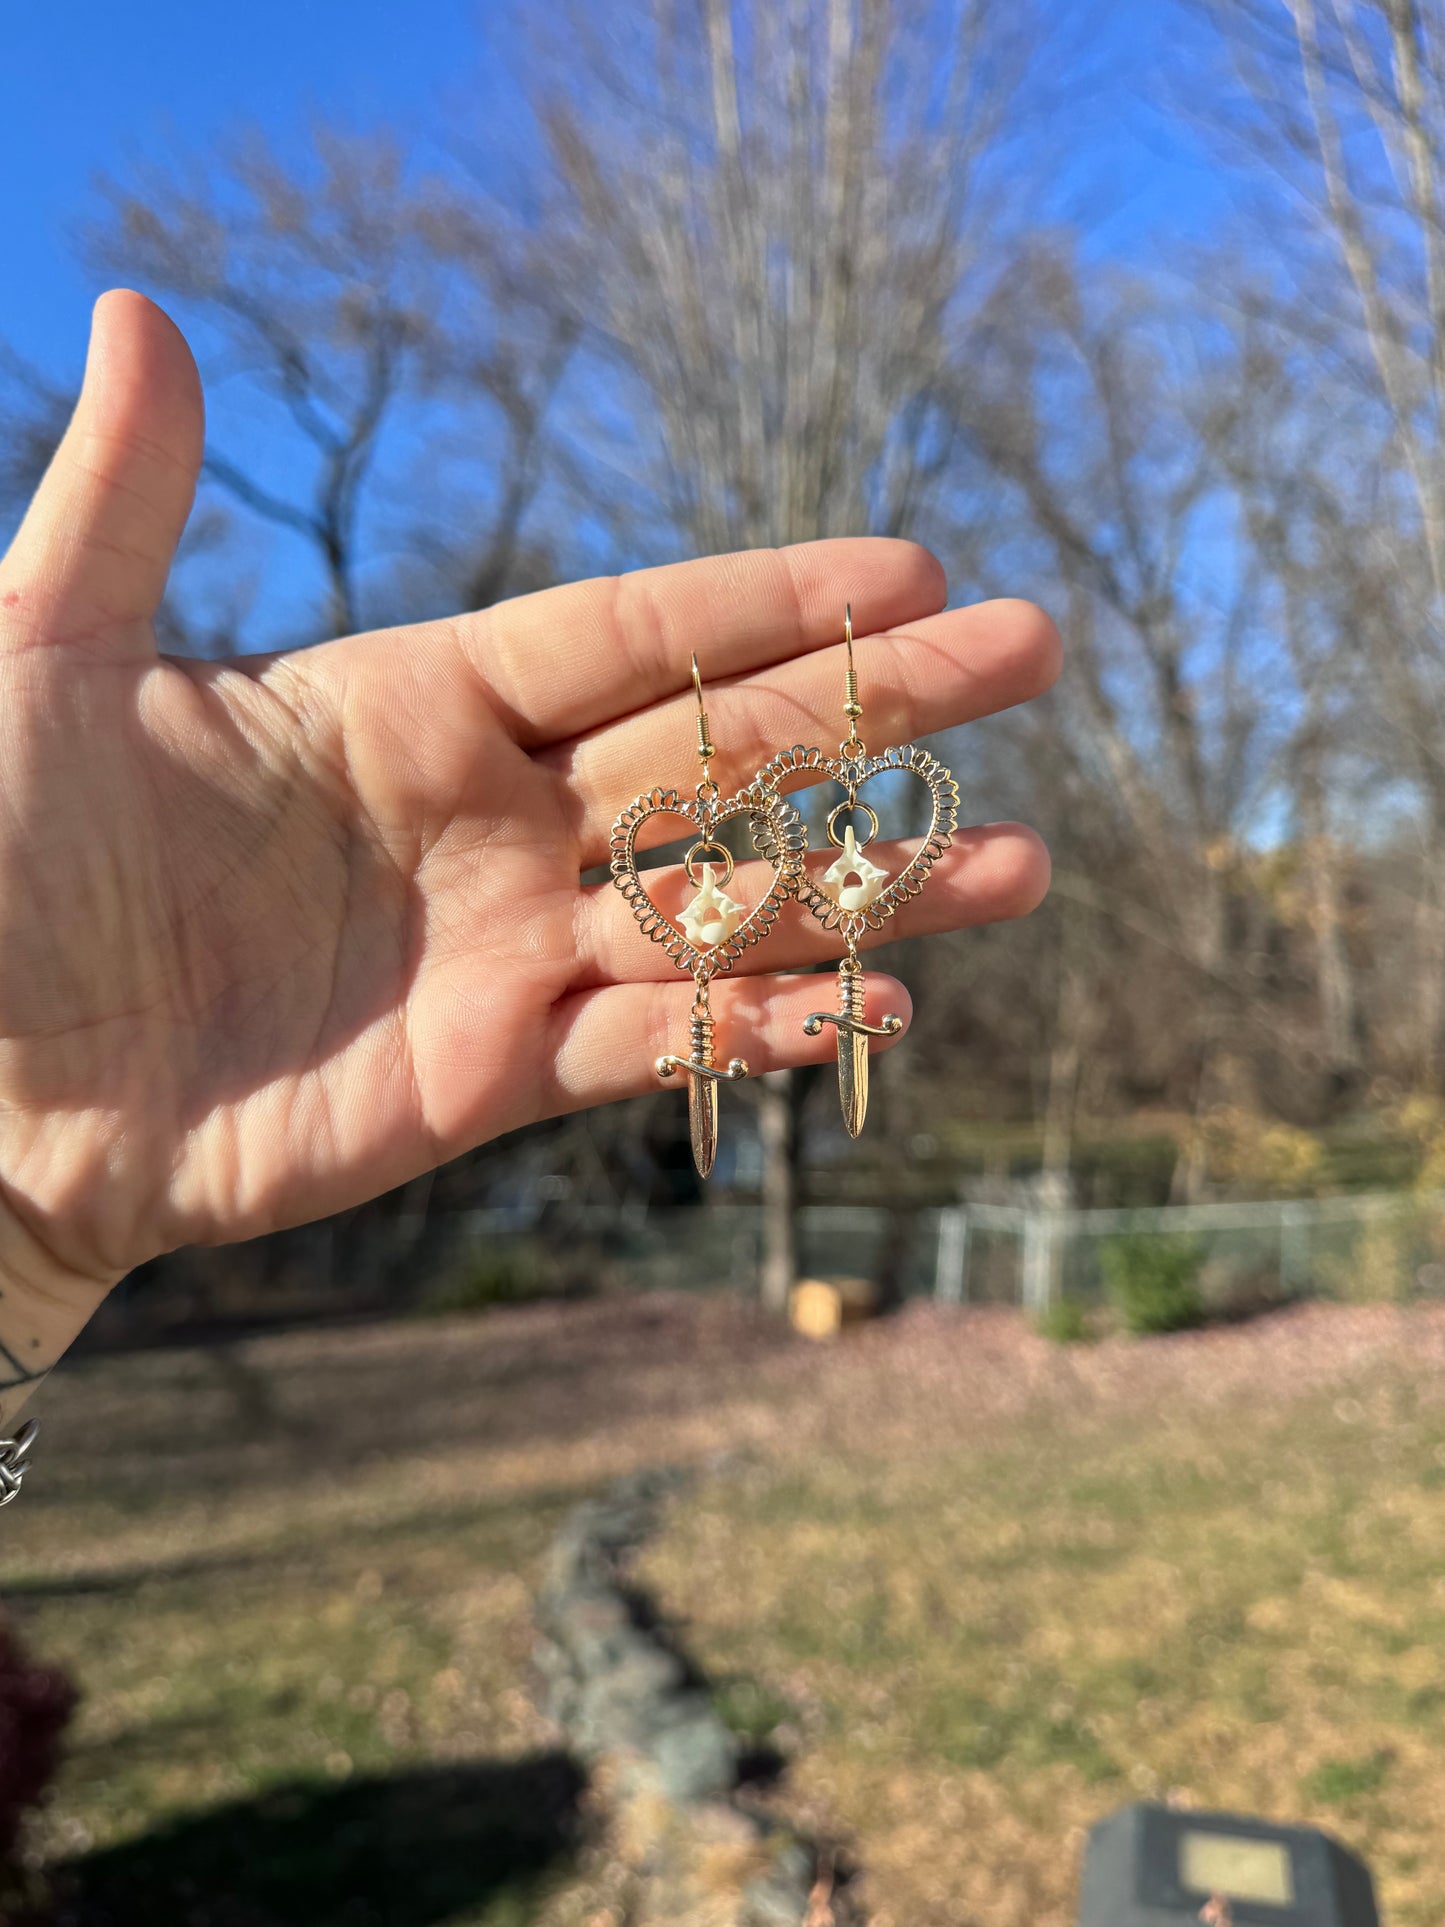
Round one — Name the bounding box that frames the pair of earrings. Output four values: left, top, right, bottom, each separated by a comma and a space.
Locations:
610, 608, 959, 1178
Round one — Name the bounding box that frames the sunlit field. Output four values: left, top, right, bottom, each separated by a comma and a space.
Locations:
7, 1296, 1445, 1925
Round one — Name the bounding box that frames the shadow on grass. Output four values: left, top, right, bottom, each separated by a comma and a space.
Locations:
56, 1753, 585, 1927
5, 1485, 580, 1605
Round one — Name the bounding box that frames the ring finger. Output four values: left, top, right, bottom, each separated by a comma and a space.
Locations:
572, 822, 1049, 989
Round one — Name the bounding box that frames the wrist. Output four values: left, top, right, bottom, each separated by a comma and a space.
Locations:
0, 1201, 121, 1428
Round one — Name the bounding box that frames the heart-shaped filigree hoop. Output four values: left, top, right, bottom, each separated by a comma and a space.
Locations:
752, 742, 959, 946
609, 784, 806, 980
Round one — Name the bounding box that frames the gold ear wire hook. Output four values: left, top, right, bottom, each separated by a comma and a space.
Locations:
691, 651, 715, 790
842, 604, 863, 758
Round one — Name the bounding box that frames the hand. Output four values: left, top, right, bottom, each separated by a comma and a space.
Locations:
0, 292, 1059, 1415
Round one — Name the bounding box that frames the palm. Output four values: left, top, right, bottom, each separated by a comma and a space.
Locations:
0, 293, 1057, 1292
0, 637, 574, 1271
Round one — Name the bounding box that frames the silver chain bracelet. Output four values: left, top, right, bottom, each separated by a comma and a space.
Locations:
0, 1419, 38, 1507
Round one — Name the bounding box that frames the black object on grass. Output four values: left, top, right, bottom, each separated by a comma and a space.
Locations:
1077, 1802, 1379, 1927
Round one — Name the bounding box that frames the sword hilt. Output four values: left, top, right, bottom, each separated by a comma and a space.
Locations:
804, 958, 903, 1040
656, 1001, 749, 1082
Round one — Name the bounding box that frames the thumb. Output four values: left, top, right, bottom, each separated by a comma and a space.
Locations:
0, 290, 204, 655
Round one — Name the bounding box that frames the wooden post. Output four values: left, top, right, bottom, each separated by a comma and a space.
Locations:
934, 1207, 970, 1304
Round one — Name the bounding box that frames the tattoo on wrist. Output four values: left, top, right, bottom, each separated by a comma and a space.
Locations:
0, 1333, 50, 1392
0, 1239, 117, 1422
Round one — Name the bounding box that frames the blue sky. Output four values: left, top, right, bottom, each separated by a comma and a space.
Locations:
0, 0, 1239, 642
0, 1, 1232, 375
0, 0, 505, 369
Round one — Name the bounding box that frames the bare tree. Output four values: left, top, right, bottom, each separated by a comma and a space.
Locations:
1196, 305, 1376, 1088
1196, 0, 1445, 1071
86, 130, 572, 644
533, 0, 1041, 1301
944, 251, 1332, 1190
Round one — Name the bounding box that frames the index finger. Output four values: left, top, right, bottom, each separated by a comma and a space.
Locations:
439, 537, 946, 748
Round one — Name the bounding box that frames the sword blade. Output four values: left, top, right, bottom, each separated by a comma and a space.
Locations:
689, 1070, 720, 1178
838, 1023, 870, 1137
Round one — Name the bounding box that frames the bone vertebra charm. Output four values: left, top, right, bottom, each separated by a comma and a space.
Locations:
678, 863, 744, 948
803, 956, 903, 1137
822, 826, 889, 911
657, 998, 748, 1178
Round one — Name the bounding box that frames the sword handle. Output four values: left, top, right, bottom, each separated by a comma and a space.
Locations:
656, 1003, 749, 1083
656, 1055, 750, 1082
804, 959, 904, 1040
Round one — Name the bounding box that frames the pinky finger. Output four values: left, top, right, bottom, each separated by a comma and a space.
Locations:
542, 969, 914, 1117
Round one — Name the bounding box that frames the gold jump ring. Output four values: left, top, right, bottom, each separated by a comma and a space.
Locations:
825, 799, 879, 850
684, 840, 735, 887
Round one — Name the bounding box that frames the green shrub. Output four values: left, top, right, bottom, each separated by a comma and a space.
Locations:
1036, 1297, 1092, 1345
1100, 1235, 1204, 1336
424, 1241, 552, 1313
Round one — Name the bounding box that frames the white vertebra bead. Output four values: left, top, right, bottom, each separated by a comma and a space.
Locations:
680, 863, 744, 946
822, 826, 889, 911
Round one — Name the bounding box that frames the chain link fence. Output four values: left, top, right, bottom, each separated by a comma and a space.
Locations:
449, 1190, 1445, 1311
933, 1191, 1445, 1312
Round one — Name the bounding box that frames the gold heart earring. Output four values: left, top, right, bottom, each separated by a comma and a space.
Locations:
610, 655, 806, 1179
757, 606, 959, 1137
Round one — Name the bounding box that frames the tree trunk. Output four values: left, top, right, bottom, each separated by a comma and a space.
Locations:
1305, 836, 1360, 1088
758, 1070, 798, 1313
1042, 959, 1084, 1189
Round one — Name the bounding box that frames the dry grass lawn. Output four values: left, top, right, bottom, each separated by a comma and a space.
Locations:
6, 1293, 1445, 1924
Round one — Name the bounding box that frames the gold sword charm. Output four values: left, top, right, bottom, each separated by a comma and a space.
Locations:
803, 955, 903, 1137
657, 994, 748, 1179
